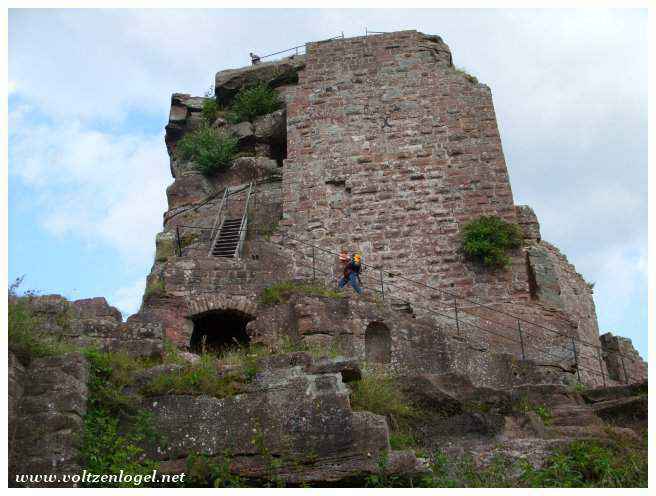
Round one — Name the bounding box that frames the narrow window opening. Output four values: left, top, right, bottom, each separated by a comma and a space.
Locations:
365, 321, 391, 364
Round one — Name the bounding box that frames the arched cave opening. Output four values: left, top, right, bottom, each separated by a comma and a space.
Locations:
365, 321, 391, 364
189, 309, 253, 354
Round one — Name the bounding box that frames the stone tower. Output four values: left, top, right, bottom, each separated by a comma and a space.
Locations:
138, 30, 646, 388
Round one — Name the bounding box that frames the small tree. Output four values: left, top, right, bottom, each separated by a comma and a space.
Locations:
228, 83, 282, 123
461, 215, 522, 269
176, 126, 238, 176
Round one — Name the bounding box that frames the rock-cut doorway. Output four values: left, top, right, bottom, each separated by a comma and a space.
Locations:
189, 309, 253, 354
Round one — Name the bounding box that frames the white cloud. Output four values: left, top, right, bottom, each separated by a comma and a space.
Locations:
9, 107, 170, 267
111, 278, 147, 318
587, 247, 646, 311
8, 9, 312, 123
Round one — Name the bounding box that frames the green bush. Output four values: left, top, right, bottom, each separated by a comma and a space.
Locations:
8, 280, 76, 362
80, 349, 161, 487
418, 452, 514, 488
80, 409, 159, 487
202, 98, 220, 125
227, 83, 282, 123
461, 215, 522, 269
176, 126, 238, 176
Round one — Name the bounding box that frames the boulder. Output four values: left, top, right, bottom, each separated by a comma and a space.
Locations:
228, 121, 255, 144
253, 109, 286, 144
166, 171, 215, 210
214, 55, 306, 105
142, 357, 424, 484
165, 94, 213, 157
12, 294, 164, 360
398, 373, 512, 416
9, 353, 89, 487
230, 156, 280, 181
72, 297, 122, 322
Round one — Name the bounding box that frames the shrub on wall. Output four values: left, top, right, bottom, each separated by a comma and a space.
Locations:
227, 83, 282, 123
461, 215, 522, 269
176, 126, 238, 176
201, 98, 220, 125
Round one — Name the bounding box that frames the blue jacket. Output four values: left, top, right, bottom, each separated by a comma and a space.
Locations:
344, 261, 361, 276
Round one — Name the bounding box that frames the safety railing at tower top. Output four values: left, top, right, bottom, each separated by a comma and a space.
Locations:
169, 193, 642, 387
256, 33, 345, 61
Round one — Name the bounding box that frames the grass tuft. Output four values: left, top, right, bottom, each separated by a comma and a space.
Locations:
349, 365, 417, 432
140, 353, 248, 398
260, 280, 344, 306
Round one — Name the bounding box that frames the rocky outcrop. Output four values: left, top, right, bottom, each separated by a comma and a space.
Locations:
581, 381, 647, 432
599, 333, 647, 384
515, 205, 541, 242
14, 295, 163, 358
165, 93, 209, 159
214, 55, 306, 104
395, 372, 645, 472
9, 352, 89, 487
142, 353, 426, 484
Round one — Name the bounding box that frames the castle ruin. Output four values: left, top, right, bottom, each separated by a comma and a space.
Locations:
8, 30, 647, 486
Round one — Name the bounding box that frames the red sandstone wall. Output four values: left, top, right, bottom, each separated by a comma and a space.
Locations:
283, 30, 526, 304
281, 31, 610, 385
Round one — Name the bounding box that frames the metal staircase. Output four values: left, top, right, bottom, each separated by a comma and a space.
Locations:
208, 182, 253, 259
210, 218, 243, 257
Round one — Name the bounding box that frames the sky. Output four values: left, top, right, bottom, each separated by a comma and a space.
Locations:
7, 9, 648, 358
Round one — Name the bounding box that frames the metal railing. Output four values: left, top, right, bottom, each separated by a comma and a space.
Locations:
170, 193, 642, 387
206, 183, 253, 258
236, 182, 254, 258
207, 187, 230, 256
257, 33, 345, 61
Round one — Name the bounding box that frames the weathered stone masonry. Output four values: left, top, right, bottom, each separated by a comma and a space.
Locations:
283, 31, 519, 301
138, 30, 645, 387
272, 30, 647, 386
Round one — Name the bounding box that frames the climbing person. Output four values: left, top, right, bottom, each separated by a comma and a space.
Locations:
339, 249, 349, 266
337, 249, 350, 280
250, 52, 261, 65
338, 252, 363, 294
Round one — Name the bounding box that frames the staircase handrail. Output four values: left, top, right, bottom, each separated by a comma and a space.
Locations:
207, 187, 230, 257
235, 181, 253, 258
